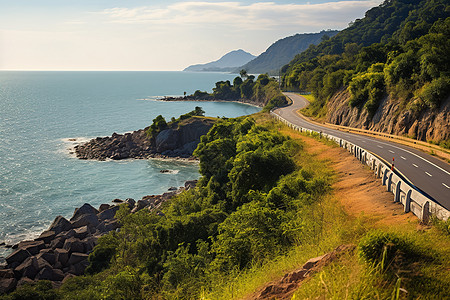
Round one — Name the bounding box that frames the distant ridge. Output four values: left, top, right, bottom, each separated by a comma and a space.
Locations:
184, 49, 256, 72
238, 30, 339, 75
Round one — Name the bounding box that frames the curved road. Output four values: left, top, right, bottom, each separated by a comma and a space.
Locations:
274, 92, 450, 210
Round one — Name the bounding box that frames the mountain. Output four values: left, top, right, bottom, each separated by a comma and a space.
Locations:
283, 0, 450, 144
237, 30, 339, 75
184, 49, 256, 72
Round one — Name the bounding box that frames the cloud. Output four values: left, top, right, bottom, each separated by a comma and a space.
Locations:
97, 1, 383, 30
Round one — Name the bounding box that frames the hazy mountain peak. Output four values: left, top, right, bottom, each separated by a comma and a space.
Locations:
184, 49, 256, 72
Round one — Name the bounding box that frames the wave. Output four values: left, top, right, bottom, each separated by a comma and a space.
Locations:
159, 169, 180, 174
137, 95, 182, 101
60, 137, 92, 157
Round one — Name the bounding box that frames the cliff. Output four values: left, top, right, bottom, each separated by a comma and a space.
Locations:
325, 89, 450, 143
74, 117, 215, 160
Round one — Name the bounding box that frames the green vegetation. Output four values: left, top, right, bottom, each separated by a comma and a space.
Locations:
2, 115, 330, 299
190, 74, 288, 110
283, 0, 450, 118
2, 114, 449, 299
145, 106, 205, 140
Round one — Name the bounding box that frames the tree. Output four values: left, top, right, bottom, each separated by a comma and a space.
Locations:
240, 69, 248, 80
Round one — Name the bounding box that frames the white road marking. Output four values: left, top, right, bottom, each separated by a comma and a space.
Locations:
389, 150, 395, 153
413, 164, 419, 168
401, 156, 406, 160
443, 183, 450, 189
377, 145, 383, 148
283, 93, 450, 176
425, 172, 432, 177
366, 139, 450, 176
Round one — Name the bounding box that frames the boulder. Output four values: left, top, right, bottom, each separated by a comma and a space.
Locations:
68, 260, 89, 276
81, 236, 98, 253
112, 199, 123, 204
97, 206, 119, 221
35, 231, 56, 244
125, 198, 135, 209
49, 236, 65, 250
96, 220, 119, 234
16, 240, 45, 256
48, 216, 72, 234
0, 269, 14, 279
185, 180, 198, 190
68, 253, 88, 266
74, 226, 90, 239
35, 266, 64, 281
17, 277, 34, 287
36, 249, 56, 265
0, 278, 17, 294
53, 262, 63, 270
54, 248, 69, 267
70, 203, 99, 222
14, 257, 39, 279
5, 249, 31, 266
131, 200, 147, 213
98, 204, 111, 212
36, 256, 52, 271
63, 237, 85, 254
71, 214, 99, 229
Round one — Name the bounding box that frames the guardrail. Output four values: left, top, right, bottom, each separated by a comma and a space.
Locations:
270, 111, 450, 222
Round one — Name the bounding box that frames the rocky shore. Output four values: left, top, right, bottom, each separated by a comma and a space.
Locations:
0, 180, 197, 294
74, 117, 215, 160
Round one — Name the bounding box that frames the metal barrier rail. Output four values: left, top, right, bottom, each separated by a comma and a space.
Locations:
270, 111, 450, 221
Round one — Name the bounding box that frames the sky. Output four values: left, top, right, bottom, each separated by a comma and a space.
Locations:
0, 0, 383, 71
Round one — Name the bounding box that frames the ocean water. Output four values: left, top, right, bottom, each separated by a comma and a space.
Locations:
0, 71, 260, 259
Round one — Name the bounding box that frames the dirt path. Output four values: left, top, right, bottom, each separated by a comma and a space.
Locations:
282, 128, 416, 226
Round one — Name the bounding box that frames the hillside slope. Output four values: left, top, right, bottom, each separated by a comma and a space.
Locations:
283, 0, 450, 144
184, 49, 255, 72
238, 30, 338, 75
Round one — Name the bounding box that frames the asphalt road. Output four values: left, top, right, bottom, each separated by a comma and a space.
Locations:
274, 92, 450, 210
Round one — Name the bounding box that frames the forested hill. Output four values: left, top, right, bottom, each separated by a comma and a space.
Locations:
238, 30, 338, 75
282, 0, 450, 145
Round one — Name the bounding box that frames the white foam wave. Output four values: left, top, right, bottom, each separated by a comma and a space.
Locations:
60, 137, 92, 157
160, 169, 180, 174
137, 95, 182, 101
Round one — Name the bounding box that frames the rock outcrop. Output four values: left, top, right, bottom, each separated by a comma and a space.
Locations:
0, 181, 197, 294
75, 117, 215, 160
251, 244, 356, 300
325, 89, 450, 143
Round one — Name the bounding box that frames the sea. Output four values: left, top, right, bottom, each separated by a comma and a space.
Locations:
0, 71, 260, 260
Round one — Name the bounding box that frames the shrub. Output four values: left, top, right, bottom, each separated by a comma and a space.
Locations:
419, 77, 450, 109
358, 231, 416, 268
146, 115, 168, 140
85, 233, 118, 274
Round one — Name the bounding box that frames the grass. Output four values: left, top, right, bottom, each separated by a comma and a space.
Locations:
204, 115, 450, 300
301, 94, 315, 103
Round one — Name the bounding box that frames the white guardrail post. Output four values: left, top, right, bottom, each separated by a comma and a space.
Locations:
269, 111, 450, 221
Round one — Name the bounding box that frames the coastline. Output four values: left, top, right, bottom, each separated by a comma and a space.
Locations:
158, 96, 264, 108
0, 180, 197, 292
